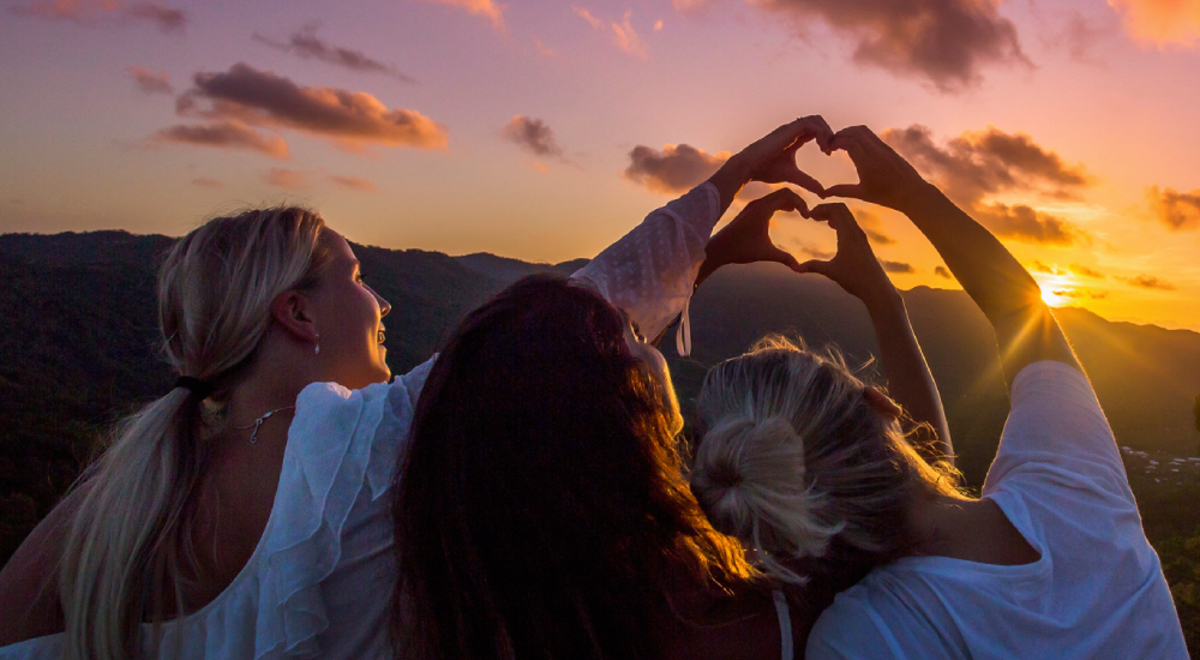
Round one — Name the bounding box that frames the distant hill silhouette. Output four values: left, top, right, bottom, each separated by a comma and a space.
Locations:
2, 231, 1199, 552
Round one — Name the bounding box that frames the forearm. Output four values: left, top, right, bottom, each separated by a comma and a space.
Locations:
863, 288, 953, 464
899, 184, 1079, 383
705, 155, 753, 217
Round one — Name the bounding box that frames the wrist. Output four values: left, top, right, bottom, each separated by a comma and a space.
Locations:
896, 180, 944, 216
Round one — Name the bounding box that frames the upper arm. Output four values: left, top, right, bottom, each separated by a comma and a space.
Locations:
984, 360, 1128, 502
0, 491, 79, 644
990, 302, 1082, 390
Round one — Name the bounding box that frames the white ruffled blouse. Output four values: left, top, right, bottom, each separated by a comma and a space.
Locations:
0, 183, 721, 659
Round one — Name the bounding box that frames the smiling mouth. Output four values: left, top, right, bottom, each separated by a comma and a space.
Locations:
377, 328, 386, 345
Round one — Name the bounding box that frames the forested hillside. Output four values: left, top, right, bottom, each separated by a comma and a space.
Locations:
2, 232, 1197, 653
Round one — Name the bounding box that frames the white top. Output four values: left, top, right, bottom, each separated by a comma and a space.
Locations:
806, 360, 1188, 660
0, 183, 723, 660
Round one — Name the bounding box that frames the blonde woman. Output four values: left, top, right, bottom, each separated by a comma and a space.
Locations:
0, 117, 832, 660
690, 127, 1187, 658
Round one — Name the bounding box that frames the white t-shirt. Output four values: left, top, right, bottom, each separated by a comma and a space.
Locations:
806, 360, 1188, 660
0, 183, 723, 660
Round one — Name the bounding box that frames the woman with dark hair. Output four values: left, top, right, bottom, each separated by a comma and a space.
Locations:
393, 119, 838, 660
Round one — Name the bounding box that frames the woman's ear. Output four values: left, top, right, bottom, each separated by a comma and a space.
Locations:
270, 289, 319, 343
863, 386, 902, 420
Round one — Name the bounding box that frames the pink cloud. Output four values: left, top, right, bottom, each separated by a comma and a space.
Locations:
129, 66, 172, 94
151, 120, 290, 159
14, 0, 186, 33
263, 168, 311, 190
328, 175, 377, 192
253, 23, 414, 82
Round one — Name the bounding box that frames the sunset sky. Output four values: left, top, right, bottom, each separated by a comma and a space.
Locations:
2, 0, 1200, 329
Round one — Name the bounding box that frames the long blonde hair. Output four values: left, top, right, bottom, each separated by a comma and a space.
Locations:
59, 207, 333, 660
690, 335, 959, 586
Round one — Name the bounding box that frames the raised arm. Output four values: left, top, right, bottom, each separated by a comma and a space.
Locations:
795, 202, 952, 465
573, 117, 833, 352
825, 126, 1080, 387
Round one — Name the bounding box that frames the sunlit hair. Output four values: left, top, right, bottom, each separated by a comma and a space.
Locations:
391, 274, 752, 660
59, 207, 334, 660
691, 335, 960, 586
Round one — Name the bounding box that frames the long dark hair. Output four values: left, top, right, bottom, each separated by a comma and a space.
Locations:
392, 274, 750, 660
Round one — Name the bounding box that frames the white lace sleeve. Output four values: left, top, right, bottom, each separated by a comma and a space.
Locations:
570, 183, 721, 356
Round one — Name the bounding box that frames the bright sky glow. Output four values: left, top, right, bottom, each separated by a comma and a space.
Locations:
2, 0, 1200, 329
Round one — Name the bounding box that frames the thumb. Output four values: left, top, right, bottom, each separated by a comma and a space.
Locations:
769, 247, 803, 272
793, 258, 833, 276
822, 183, 864, 200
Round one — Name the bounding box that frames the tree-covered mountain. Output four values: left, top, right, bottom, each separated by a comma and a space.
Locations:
3, 230, 1199, 653
2, 230, 1199, 546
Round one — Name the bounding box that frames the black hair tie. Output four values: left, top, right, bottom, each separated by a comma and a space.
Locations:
175, 376, 215, 400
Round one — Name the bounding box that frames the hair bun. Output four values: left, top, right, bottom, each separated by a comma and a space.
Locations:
692, 414, 844, 584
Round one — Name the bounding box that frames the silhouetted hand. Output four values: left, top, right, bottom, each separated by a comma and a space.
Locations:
735, 116, 835, 196
794, 203, 896, 306
697, 189, 808, 286
824, 125, 932, 213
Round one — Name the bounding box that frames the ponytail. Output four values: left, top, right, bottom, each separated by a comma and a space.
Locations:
59, 207, 332, 660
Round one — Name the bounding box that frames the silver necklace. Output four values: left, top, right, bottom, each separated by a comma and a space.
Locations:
235, 406, 295, 444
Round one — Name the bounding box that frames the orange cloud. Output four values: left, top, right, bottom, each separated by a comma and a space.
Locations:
502, 116, 567, 161
575, 6, 648, 59
1123, 274, 1176, 290
191, 177, 222, 188
883, 125, 1091, 246
881, 260, 914, 274
419, 0, 505, 29
152, 120, 290, 159
1068, 263, 1106, 279
1146, 185, 1200, 230
622, 144, 730, 194
855, 208, 897, 245
175, 63, 447, 152
1108, 0, 1200, 46
129, 65, 171, 94
934, 266, 953, 279
253, 23, 414, 82
263, 168, 311, 190
329, 175, 377, 192
750, 0, 1028, 91
15, 0, 186, 32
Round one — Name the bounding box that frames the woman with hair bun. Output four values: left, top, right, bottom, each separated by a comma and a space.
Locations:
691, 127, 1187, 659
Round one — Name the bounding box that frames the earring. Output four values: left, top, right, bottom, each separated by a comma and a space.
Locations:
314, 333, 320, 356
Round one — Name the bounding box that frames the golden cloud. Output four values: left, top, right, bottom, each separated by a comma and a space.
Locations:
1146, 185, 1200, 231
175, 63, 447, 152
419, 0, 505, 29
883, 125, 1091, 246
1108, 0, 1200, 46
